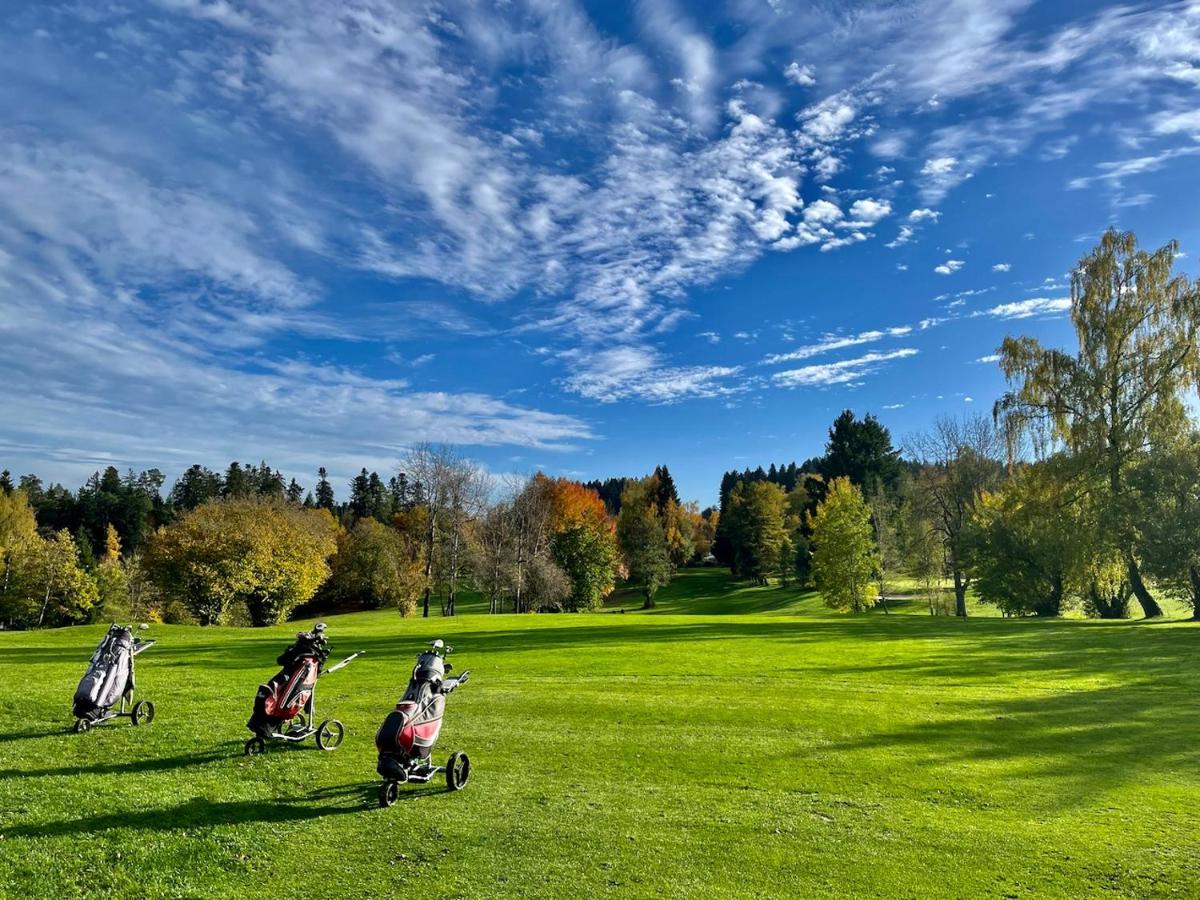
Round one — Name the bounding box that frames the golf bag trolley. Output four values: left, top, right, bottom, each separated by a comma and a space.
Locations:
72, 623, 157, 732
244, 622, 363, 755
375, 640, 471, 807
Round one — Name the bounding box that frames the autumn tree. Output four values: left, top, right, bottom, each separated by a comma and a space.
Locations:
544, 477, 617, 611
147, 498, 337, 625
808, 477, 878, 613
437, 462, 489, 616
1, 526, 98, 629
995, 229, 1200, 618
327, 517, 424, 615
94, 524, 129, 620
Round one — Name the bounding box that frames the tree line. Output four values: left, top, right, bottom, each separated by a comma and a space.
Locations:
2, 229, 1198, 627
712, 230, 1200, 620
0, 448, 713, 627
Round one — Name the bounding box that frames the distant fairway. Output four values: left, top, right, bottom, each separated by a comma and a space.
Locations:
2, 569, 1198, 898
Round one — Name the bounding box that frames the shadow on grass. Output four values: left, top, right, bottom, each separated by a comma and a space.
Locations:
5, 783, 384, 840
815, 681, 1200, 809
0, 743, 245, 781
0, 727, 76, 744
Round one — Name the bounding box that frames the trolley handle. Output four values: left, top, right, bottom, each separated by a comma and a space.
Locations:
322, 650, 365, 676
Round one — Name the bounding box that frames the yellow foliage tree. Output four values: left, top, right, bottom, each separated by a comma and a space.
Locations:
147, 498, 338, 626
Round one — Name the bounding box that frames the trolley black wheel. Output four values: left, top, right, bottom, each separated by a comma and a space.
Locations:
73, 718, 90, 734
244, 736, 266, 756
446, 751, 470, 791
131, 700, 156, 726
316, 719, 344, 751
379, 780, 400, 808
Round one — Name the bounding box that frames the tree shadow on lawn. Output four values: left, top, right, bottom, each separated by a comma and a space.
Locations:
815, 681, 1200, 810
0, 727, 78, 744
0, 743, 246, 781
52, 616, 1191, 687
4, 782, 390, 841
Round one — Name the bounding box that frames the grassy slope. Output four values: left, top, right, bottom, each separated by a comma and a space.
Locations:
1, 569, 1198, 898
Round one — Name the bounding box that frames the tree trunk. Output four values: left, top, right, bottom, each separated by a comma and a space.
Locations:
1125, 550, 1163, 618
1189, 565, 1200, 621
642, 585, 656, 609
952, 567, 967, 618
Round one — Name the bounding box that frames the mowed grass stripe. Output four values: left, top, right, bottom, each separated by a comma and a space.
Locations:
1, 569, 1198, 898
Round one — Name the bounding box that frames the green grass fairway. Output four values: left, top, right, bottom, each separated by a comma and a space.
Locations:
2, 570, 1198, 898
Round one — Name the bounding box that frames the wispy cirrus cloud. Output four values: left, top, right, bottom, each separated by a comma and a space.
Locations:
773, 349, 919, 388
761, 326, 912, 365
984, 297, 1072, 319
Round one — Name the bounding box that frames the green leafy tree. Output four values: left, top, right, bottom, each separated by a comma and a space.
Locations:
995, 229, 1200, 618
147, 498, 337, 626
170, 465, 223, 511
967, 459, 1087, 617
327, 517, 424, 615
808, 477, 879, 613
908, 415, 1004, 617
724, 480, 790, 584
1132, 434, 1200, 619
315, 467, 336, 510
552, 523, 617, 611
822, 410, 903, 496
616, 480, 671, 608
2, 527, 98, 628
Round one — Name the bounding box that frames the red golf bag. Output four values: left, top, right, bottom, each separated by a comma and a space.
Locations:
247, 626, 330, 739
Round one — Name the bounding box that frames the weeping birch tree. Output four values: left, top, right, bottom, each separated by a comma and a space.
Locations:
994, 229, 1200, 618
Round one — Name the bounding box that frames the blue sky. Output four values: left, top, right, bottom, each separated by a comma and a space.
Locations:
1, 0, 1199, 505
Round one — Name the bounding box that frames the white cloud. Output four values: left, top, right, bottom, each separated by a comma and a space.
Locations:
935, 259, 965, 275
803, 199, 844, 225
976, 354, 1001, 363
992, 263, 1012, 272
697, 331, 721, 344
886, 225, 915, 249
1068, 146, 1200, 189
762, 326, 912, 365
783, 61, 816, 87
847, 198, 893, 224
984, 297, 1071, 319
921, 157, 958, 176
1153, 109, 1200, 136
882, 403, 905, 410
773, 349, 918, 388
559, 345, 742, 404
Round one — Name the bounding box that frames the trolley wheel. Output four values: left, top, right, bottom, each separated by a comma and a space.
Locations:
316, 719, 344, 751
73, 718, 90, 734
289, 712, 310, 735
244, 736, 266, 756
379, 780, 400, 808
131, 700, 156, 726
446, 751, 470, 791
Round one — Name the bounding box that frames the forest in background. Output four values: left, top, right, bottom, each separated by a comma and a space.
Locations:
2, 229, 1199, 628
